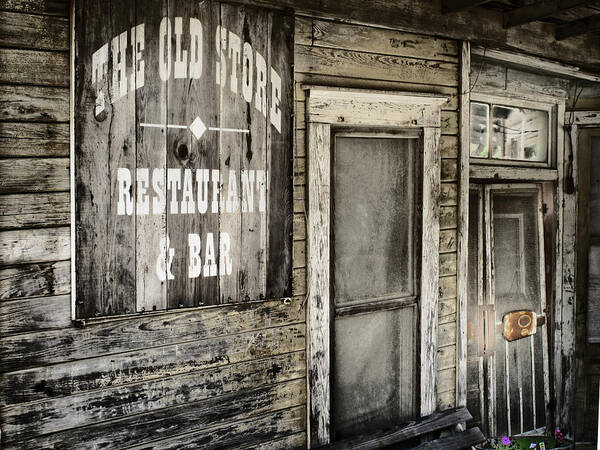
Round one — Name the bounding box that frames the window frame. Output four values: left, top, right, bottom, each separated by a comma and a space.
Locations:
470, 93, 556, 168
304, 86, 446, 446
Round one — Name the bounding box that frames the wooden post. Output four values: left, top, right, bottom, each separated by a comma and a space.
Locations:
457, 40, 470, 409
307, 121, 331, 447
421, 125, 441, 416
558, 118, 577, 435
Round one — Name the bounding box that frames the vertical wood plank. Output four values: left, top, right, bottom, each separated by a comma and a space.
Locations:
218, 5, 244, 303
74, 0, 103, 319
218, 4, 271, 303
236, 5, 270, 302
166, 1, 219, 308
505, 340, 512, 436
266, 9, 294, 299
553, 120, 566, 433
75, 0, 136, 318
308, 121, 331, 446
421, 125, 441, 416
135, 0, 167, 312
105, 0, 137, 316
559, 108, 576, 434
531, 335, 537, 429
553, 106, 566, 433
457, 40, 470, 409
537, 184, 551, 432
485, 185, 497, 436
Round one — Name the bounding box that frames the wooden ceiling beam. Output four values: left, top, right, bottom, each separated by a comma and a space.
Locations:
556, 13, 600, 39
471, 46, 600, 82
228, 0, 600, 70
504, 0, 597, 28
441, 0, 493, 14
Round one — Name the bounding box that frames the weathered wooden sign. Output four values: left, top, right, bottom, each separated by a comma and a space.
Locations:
75, 1, 293, 318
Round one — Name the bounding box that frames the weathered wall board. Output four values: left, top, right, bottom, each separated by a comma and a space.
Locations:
5, 0, 594, 447
0, 2, 305, 449
74, 0, 294, 318
293, 16, 461, 414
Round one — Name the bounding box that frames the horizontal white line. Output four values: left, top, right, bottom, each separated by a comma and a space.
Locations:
139, 123, 188, 129
208, 127, 249, 133
140, 123, 250, 133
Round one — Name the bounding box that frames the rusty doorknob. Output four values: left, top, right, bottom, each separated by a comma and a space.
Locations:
502, 310, 544, 341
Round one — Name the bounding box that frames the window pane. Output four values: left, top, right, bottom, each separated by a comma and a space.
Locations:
491, 191, 542, 311
333, 136, 415, 305
470, 102, 489, 158
588, 246, 600, 339
333, 307, 416, 439
492, 105, 548, 162
590, 136, 600, 236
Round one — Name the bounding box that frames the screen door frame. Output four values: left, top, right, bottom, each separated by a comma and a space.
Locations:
304, 86, 447, 447
470, 183, 551, 437
569, 112, 600, 440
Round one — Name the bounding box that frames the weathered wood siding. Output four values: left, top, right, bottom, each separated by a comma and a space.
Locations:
0, 1, 306, 448
1, 2, 466, 446
470, 57, 570, 99
294, 16, 460, 411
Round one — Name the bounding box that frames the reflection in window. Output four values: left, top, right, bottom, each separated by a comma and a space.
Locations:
470, 101, 549, 163
492, 106, 548, 162
470, 102, 489, 158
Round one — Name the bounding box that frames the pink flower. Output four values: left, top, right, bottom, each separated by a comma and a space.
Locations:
555, 428, 565, 441
501, 436, 512, 445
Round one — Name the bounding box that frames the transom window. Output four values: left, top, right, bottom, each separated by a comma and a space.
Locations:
470, 100, 550, 165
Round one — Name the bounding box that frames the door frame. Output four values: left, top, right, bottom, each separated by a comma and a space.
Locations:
304, 86, 446, 447
459, 72, 576, 434
565, 111, 600, 437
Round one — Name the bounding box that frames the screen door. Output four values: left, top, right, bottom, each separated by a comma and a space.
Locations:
467, 184, 550, 437
331, 132, 420, 440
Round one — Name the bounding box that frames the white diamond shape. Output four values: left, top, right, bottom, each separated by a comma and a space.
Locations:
189, 116, 207, 140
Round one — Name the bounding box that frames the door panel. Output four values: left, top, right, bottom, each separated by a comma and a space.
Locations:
332, 307, 416, 439
467, 184, 549, 437
331, 132, 419, 440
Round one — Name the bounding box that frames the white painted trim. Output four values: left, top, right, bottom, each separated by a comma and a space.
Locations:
307, 121, 331, 447
457, 40, 470, 410
305, 86, 446, 128
305, 87, 445, 447
303, 84, 449, 104
471, 46, 600, 83
471, 92, 558, 111
572, 110, 600, 126
469, 166, 558, 181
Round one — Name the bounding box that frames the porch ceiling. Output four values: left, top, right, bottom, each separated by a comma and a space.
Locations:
443, 0, 600, 40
